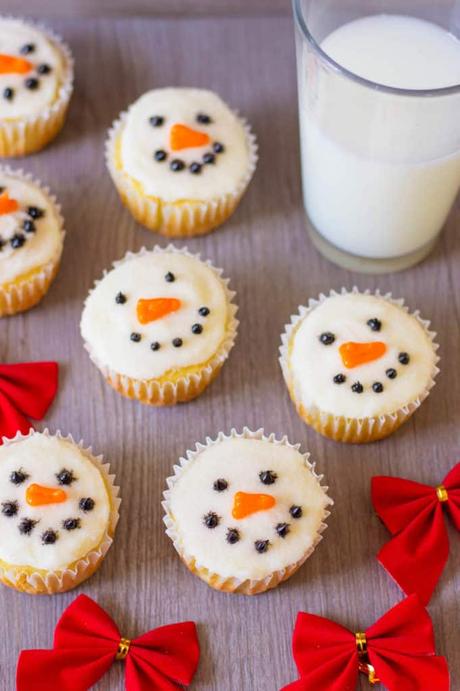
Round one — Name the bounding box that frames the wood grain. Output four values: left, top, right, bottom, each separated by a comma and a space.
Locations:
1, 12, 459, 691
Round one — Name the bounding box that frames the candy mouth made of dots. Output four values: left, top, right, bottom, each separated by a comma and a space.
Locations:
148, 111, 225, 175
1, 465, 95, 546
0, 188, 45, 253
114, 269, 211, 351
318, 317, 411, 394
202, 470, 304, 554
0, 45, 53, 102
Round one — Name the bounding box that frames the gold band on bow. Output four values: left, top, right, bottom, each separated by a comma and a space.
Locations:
356, 632, 380, 687
436, 485, 448, 503
116, 637, 131, 661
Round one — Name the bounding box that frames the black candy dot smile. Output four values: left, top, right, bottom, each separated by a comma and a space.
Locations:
37, 63, 52, 75
372, 382, 384, 393
63, 518, 81, 531
203, 511, 219, 529
333, 373, 346, 384
151, 341, 161, 351
351, 382, 364, 394
25, 77, 39, 90
154, 149, 167, 162
19, 518, 37, 535
191, 323, 203, 335
276, 522, 290, 538
10, 234, 26, 249
3, 87, 14, 100
130, 332, 142, 343
398, 352, 410, 365
23, 220, 36, 234
226, 528, 240, 544
212, 142, 224, 154
42, 529, 58, 545
28, 206, 44, 219
170, 159, 185, 172
2, 501, 18, 517
255, 539, 270, 554
386, 368, 397, 379
172, 337, 183, 348
290, 505, 302, 519
189, 162, 202, 174
199, 306, 210, 317
203, 152, 215, 165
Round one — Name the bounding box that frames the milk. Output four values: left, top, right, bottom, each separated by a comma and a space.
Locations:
298, 15, 460, 259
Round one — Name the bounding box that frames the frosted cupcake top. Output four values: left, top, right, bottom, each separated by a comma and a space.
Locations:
287, 292, 437, 418
81, 249, 231, 380
119, 88, 252, 202
0, 170, 63, 286
165, 436, 331, 581
0, 433, 111, 572
0, 18, 65, 120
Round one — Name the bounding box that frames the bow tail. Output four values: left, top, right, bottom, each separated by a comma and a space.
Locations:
0, 362, 58, 419
126, 656, 194, 691
0, 390, 33, 441
444, 463, 460, 531
377, 503, 448, 604
369, 649, 450, 691
16, 648, 115, 691
280, 651, 358, 691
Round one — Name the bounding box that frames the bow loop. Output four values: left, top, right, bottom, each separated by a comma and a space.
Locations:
282, 596, 449, 691
372, 465, 460, 604
16, 595, 200, 691
0, 362, 58, 441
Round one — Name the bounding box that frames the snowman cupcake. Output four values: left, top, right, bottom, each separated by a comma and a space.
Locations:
280, 289, 439, 443
0, 167, 65, 317
106, 87, 257, 237
0, 17, 73, 156
0, 430, 120, 595
80, 245, 238, 405
163, 429, 332, 595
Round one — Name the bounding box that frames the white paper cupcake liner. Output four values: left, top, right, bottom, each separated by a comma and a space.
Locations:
163, 427, 333, 595
0, 428, 120, 595
0, 16, 74, 157
105, 108, 258, 237
0, 165, 65, 317
81, 244, 239, 406
279, 287, 440, 444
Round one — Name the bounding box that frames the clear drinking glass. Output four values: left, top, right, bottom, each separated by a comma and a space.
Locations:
293, 0, 460, 273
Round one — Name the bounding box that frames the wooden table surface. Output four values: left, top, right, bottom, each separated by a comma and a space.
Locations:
1, 8, 459, 691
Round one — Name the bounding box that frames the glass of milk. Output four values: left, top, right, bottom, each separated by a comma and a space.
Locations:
293, 0, 460, 273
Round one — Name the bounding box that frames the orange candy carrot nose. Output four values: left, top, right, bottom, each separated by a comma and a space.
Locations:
232, 491, 276, 519
339, 341, 387, 369
0, 191, 19, 215
136, 297, 181, 325
26, 484, 67, 506
170, 123, 211, 151
0, 54, 32, 74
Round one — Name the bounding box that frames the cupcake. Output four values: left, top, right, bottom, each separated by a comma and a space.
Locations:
280, 288, 439, 444
106, 87, 257, 237
0, 430, 120, 595
0, 17, 73, 157
163, 428, 332, 595
0, 166, 64, 317
80, 245, 238, 405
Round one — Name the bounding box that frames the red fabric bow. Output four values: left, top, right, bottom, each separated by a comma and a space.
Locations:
282, 595, 449, 691
0, 361, 58, 441
372, 465, 460, 604
17, 595, 200, 691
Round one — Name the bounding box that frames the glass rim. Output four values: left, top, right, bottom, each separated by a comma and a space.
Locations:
293, 0, 460, 97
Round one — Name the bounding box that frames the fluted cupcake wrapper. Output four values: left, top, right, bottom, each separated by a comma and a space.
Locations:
81, 244, 239, 406
279, 287, 440, 444
0, 165, 65, 317
163, 427, 332, 595
0, 429, 120, 595
105, 110, 258, 237
0, 16, 74, 157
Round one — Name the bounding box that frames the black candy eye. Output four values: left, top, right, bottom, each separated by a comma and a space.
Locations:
319, 332, 335, 345
290, 505, 302, 519
367, 318, 382, 332
165, 272, 175, 282
255, 539, 270, 553
203, 511, 219, 529
79, 497, 95, 512
226, 528, 240, 544
19, 518, 37, 535
115, 292, 127, 304
63, 518, 81, 531
259, 470, 277, 485
213, 478, 228, 492
276, 523, 290, 538
398, 352, 410, 365
42, 529, 58, 544
20, 43, 35, 55
2, 501, 18, 517
149, 115, 164, 127
10, 469, 28, 485
196, 113, 212, 124
37, 63, 51, 74
56, 468, 76, 486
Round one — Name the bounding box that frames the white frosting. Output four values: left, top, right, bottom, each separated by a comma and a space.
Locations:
168, 438, 330, 581
0, 19, 64, 120
289, 293, 437, 418
0, 172, 63, 285
81, 251, 229, 380
120, 88, 251, 202
0, 434, 110, 571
